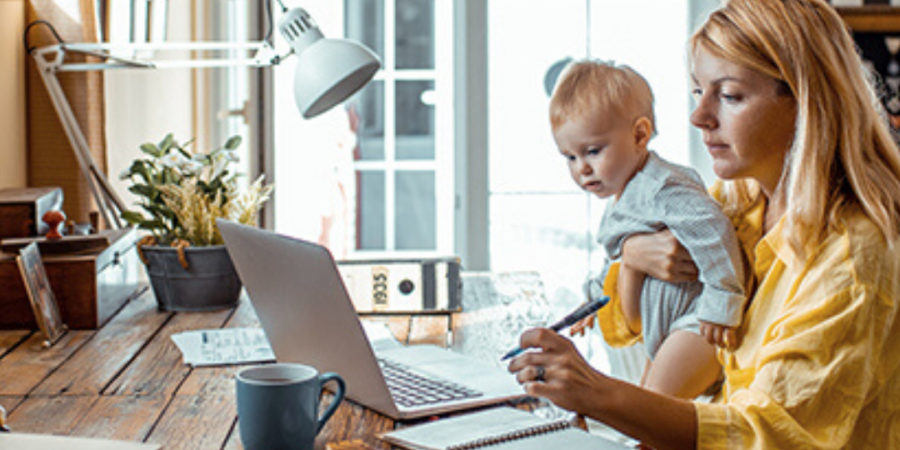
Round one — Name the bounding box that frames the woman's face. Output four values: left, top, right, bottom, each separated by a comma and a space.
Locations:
690, 46, 797, 194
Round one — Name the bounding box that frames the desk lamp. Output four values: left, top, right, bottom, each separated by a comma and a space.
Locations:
26, 1, 381, 229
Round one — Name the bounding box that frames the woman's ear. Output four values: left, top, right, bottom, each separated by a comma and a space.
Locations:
633, 117, 653, 148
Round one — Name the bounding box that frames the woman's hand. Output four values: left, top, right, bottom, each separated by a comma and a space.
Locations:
508, 328, 699, 450
507, 328, 609, 414
621, 230, 698, 283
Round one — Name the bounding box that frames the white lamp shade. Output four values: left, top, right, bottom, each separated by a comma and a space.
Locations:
294, 39, 381, 119
278, 7, 381, 119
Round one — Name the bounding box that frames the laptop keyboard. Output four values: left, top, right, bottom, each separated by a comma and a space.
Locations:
378, 358, 484, 407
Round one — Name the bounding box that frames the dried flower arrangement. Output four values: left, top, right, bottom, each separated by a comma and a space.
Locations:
120, 133, 273, 266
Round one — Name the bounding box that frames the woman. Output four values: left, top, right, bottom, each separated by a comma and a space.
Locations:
508, 0, 900, 448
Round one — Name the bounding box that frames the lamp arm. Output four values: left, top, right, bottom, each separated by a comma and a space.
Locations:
29, 40, 288, 230
28, 8, 380, 228
32, 48, 125, 229
34, 42, 283, 72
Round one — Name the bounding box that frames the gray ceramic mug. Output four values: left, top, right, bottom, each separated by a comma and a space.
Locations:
236, 363, 346, 450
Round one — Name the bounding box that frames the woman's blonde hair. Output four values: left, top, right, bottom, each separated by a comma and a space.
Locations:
549, 60, 655, 135
692, 0, 900, 256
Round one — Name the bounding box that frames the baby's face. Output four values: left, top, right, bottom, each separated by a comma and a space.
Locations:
553, 108, 649, 199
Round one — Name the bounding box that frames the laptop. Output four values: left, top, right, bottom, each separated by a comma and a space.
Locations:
218, 220, 526, 420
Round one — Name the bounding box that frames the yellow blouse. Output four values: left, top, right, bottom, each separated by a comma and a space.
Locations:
598, 193, 900, 448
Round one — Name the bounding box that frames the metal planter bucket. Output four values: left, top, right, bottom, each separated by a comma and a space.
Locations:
141, 245, 241, 311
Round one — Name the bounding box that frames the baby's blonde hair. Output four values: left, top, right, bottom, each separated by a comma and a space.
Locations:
549, 60, 655, 135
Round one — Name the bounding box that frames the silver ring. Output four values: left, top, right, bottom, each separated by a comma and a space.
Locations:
535, 366, 546, 382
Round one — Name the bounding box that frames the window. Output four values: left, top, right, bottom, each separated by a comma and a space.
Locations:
208, 0, 253, 181
263, 0, 716, 379
105, 0, 254, 210
485, 0, 700, 378
270, 1, 714, 293
487, 0, 693, 299
272, 0, 454, 259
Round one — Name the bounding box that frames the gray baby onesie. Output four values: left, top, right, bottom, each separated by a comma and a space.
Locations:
596, 151, 745, 359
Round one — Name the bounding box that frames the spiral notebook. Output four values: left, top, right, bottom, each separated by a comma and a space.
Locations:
378, 407, 631, 450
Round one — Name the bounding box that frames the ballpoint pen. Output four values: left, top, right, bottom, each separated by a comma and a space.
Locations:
500, 295, 610, 361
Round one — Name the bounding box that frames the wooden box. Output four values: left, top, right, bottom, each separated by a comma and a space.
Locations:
0, 228, 143, 329
0, 187, 64, 239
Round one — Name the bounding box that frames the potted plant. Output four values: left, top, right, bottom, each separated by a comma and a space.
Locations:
120, 133, 273, 311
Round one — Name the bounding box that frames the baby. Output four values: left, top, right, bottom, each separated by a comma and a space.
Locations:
550, 60, 745, 398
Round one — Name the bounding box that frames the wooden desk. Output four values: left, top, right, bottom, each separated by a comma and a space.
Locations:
0, 271, 560, 449
0, 283, 551, 450
0, 288, 428, 449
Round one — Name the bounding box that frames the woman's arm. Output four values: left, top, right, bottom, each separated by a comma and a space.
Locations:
596, 230, 697, 342
621, 230, 698, 283
508, 329, 698, 450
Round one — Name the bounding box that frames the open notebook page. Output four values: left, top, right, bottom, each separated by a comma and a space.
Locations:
379, 407, 631, 450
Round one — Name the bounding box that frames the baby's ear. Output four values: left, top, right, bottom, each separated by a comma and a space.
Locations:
633, 117, 653, 147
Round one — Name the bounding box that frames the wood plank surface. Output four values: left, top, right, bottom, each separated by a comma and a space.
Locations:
0, 330, 31, 357
145, 393, 237, 450
69, 395, 169, 442
0, 290, 505, 450
317, 398, 394, 450
103, 308, 233, 397
175, 298, 256, 450
222, 428, 244, 450
33, 291, 172, 396
4, 395, 97, 434
0, 330, 93, 395
837, 6, 900, 32
0, 395, 24, 416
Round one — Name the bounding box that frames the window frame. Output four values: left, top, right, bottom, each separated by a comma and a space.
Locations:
260, 0, 463, 259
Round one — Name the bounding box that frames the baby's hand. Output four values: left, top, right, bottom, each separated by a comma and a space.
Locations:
699, 321, 739, 350
569, 313, 596, 337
